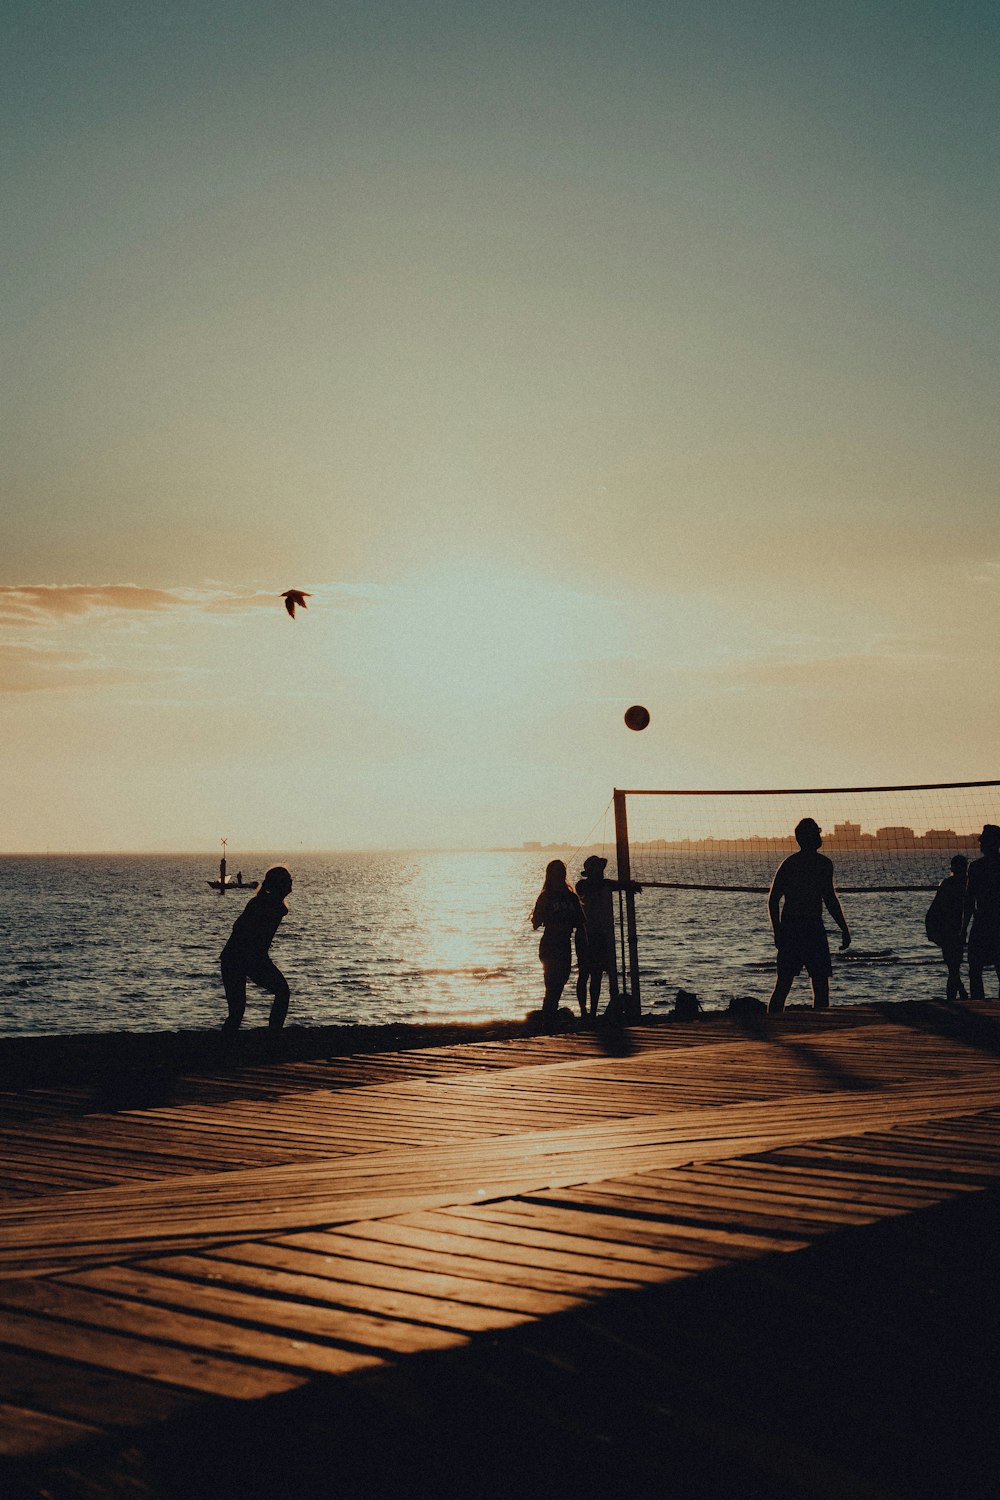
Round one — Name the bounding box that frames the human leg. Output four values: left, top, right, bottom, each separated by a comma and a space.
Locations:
245, 956, 291, 1030
768, 971, 794, 1014
220, 958, 247, 1030
810, 973, 830, 1010
541, 951, 571, 1028
942, 941, 966, 1002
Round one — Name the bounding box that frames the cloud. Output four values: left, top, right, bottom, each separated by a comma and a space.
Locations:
0, 582, 372, 623
0, 580, 378, 693
0, 585, 185, 621
0, 643, 141, 694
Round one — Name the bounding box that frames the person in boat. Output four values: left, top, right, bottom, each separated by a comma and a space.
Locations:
530, 859, 587, 1031
966, 824, 1000, 1002
767, 819, 851, 1013
219, 865, 293, 1030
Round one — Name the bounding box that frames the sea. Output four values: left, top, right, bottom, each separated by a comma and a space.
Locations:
0, 850, 957, 1038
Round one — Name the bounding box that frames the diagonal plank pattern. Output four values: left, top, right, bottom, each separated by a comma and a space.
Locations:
2, 1001, 1000, 1490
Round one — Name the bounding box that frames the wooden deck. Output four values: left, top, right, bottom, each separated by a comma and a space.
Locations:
2, 1002, 1000, 1499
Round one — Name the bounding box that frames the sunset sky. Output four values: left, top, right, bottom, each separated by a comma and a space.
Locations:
3, 1, 998, 852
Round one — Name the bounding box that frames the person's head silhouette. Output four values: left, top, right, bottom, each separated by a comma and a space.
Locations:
979, 825, 1000, 853
951, 853, 969, 877
794, 818, 822, 852
262, 866, 293, 898
543, 859, 569, 890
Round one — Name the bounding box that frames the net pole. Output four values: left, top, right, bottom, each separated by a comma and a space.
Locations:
614, 789, 641, 1018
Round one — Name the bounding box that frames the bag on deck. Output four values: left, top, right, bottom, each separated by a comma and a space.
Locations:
728, 994, 766, 1019
672, 988, 702, 1019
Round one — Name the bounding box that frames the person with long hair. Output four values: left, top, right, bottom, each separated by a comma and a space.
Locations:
219, 865, 293, 1030
530, 859, 587, 1030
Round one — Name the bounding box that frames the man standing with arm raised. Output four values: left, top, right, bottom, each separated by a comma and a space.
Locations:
767, 818, 851, 1014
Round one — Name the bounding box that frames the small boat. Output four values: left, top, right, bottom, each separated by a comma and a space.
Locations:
208, 840, 258, 892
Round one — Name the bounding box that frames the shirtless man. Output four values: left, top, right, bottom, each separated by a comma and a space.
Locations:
767, 818, 851, 1014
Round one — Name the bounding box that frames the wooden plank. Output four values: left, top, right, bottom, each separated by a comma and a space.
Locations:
521, 1184, 879, 1235
0, 1306, 303, 1398
0, 1401, 100, 1457
0, 1279, 391, 1374
395, 1209, 720, 1273
279, 1227, 645, 1295
0, 1346, 197, 1428
57, 1266, 470, 1356
129, 1251, 568, 1330
444, 1201, 809, 1256
193, 1239, 586, 1314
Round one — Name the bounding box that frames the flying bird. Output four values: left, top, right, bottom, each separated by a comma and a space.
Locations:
281, 590, 311, 618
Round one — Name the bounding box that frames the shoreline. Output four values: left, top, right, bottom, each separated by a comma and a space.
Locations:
0, 1017, 551, 1092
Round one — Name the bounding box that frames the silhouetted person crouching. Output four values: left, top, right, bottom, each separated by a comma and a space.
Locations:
220, 865, 293, 1030
768, 819, 850, 1013
531, 859, 586, 1031
966, 824, 1000, 1002
925, 854, 969, 1002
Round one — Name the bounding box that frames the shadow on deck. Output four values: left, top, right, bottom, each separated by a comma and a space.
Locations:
6, 1182, 999, 1500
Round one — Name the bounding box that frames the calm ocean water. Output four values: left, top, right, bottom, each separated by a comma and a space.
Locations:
0, 850, 955, 1037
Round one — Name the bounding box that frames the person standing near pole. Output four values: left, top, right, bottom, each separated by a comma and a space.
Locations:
575, 855, 640, 1020
966, 824, 1000, 1002
767, 819, 850, 1014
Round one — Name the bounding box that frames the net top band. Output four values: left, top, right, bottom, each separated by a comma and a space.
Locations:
614, 780, 1000, 797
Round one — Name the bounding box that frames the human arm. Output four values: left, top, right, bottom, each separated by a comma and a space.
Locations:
767, 867, 785, 945
823, 871, 851, 949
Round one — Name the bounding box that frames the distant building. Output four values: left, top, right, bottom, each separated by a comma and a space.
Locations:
522, 841, 542, 850
875, 826, 915, 846
831, 821, 863, 844
921, 829, 959, 847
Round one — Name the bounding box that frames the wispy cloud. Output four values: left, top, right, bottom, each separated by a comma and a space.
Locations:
0, 582, 371, 623
0, 585, 183, 621
0, 581, 376, 694
0, 643, 144, 694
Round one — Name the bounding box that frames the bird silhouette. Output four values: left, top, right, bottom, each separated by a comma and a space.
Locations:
281, 590, 311, 618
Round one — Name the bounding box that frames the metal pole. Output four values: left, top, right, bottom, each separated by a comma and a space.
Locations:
617, 887, 627, 1007
613, 789, 641, 1018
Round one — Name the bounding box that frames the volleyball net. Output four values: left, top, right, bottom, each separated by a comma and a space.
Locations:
605, 780, 1000, 1013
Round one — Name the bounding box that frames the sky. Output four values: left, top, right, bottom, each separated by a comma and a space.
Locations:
2, 0, 998, 851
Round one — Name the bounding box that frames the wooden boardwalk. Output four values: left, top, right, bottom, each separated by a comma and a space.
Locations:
2, 1002, 1000, 1499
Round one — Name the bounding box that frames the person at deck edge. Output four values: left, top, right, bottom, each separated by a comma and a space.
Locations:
767, 819, 850, 1014
220, 865, 293, 1030
966, 824, 1000, 1002
531, 859, 587, 1031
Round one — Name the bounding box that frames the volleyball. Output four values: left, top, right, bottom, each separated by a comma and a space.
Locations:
624, 704, 650, 731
